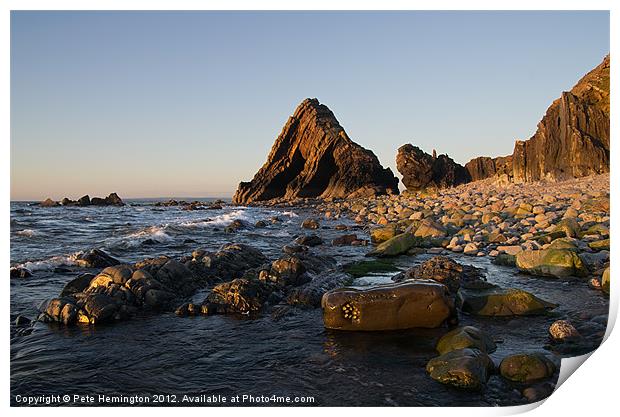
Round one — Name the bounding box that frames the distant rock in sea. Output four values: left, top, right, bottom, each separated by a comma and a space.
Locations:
39, 192, 125, 207
232, 98, 399, 205
465, 54, 610, 183
396, 144, 470, 191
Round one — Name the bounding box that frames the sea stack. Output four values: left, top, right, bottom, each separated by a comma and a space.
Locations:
396, 144, 470, 191
232, 98, 399, 204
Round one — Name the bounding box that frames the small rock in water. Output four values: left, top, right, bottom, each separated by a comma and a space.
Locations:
10, 267, 32, 278
295, 234, 323, 246
499, 352, 558, 383
549, 320, 581, 342
426, 348, 495, 390
522, 383, 555, 403
301, 218, 320, 229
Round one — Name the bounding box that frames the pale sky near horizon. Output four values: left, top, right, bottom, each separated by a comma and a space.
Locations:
11, 11, 609, 200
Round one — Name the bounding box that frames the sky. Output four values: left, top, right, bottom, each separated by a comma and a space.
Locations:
10, 11, 609, 200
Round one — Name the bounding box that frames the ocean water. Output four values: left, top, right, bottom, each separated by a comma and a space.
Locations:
10, 201, 608, 406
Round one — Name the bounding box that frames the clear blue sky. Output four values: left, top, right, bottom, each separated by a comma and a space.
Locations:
11, 11, 609, 200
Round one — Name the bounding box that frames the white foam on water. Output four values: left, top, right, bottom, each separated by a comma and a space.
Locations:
15, 229, 40, 237
16, 254, 78, 272
280, 211, 299, 218
201, 209, 257, 227
111, 225, 174, 248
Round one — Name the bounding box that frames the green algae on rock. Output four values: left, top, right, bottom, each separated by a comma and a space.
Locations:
515, 249, 588, 277
426, 348, 495, 390
343, 259, 399, 278
456, 287, 556, 317
436, 326, 497, 355
499, 352, 558, 383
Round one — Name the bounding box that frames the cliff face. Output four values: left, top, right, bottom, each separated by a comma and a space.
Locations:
465, 55, 609, 184
396, 144, 471, 191
511, 54, 609, 182
232, 99, 399, 204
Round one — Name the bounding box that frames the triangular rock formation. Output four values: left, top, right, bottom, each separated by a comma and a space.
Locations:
232, 99, 399, 204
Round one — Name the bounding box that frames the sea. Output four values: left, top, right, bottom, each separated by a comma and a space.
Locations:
10, 199, 608, 406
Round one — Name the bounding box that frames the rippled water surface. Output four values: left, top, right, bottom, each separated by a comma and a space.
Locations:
10, 201, 609, 406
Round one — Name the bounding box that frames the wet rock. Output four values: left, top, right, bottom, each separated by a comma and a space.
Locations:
282, 244, 308, 255
499, 352, 558, 383
322, 281, 454, 331
492, 254, 516, 267
205, 278, 272, 314
143, 289, 175, 310
515, 249, 588, 277
301, 218, 320, 230
426, 348, 494, 390
100, 265, 134, 285
224, 219, 248, 233
254, 220, 267, 228
549, 320, 581, 342
522, 382, 555, 402
39, 297, 80, 325
457, 287, 556, 316
14, 315, 31, 327
392, 256, 488, 293
286, 270, 350, 307
175, 302, 200, 317
332, 234, 358, 246
295, 234, 323, 246
10, 267, 33, 278
188, 243, 268, 282
60, 273, 96, 296
60, 303, 78, 325
601, 267, 610, 294
72, 249, 121, 268
154, 259, 198, 296
81, 294, 119, 323
232, 98, 398, 204
436, 326, 497, 355
266, 256, 309, 287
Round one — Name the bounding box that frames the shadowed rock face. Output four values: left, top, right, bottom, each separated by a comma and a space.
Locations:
233, 98, 399, 204
396, 144, 470, 191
